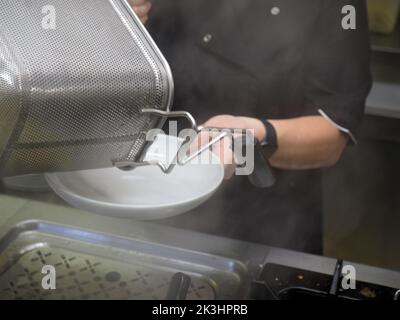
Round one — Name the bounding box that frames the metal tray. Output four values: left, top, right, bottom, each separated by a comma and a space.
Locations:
0, 221, 249, 300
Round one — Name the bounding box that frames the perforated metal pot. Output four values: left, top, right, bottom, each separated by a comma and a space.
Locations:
0, 0, 176, 178
0, 0, 263, 181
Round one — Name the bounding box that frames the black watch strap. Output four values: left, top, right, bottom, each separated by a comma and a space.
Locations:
259, 119, 278, 160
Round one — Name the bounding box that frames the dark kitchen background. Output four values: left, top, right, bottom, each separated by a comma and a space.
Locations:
1, 0, 399, 272
323, 0, 400, 270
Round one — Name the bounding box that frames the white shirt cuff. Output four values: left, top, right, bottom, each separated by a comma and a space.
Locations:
318, 109, 357, 145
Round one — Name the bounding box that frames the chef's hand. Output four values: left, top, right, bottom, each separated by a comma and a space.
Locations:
191, 115, 266, 180
127, 0, 152, 24
203, 115, 267, 142
192, 114, 349, 173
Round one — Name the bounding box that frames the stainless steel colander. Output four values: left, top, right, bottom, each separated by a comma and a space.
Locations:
0, 0, 179, 178
0, 0, 267, 182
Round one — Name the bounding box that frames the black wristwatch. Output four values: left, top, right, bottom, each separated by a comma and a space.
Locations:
259, 119, 278, 161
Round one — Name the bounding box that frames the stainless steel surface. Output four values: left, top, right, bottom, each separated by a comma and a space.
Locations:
0, 221, 248, 300
0, 195, 399, 300
366, 82, 400, 119
141, 109, 200, 132
0, 0, 173, 177
367, 51, 400, 120
2, 175, 51, 192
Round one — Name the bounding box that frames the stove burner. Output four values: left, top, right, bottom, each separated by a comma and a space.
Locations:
250, 263, 399, 301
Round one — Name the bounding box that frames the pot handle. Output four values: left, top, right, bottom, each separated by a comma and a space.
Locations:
166, 273, 191, 300
115, 108, 276, 188
113, 109, 227, 173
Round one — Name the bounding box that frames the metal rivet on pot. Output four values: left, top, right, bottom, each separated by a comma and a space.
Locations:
271, 7, 280, 16
203, 34, 213, 43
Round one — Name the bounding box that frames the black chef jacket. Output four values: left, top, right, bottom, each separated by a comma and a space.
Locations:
147, 0, 372, 254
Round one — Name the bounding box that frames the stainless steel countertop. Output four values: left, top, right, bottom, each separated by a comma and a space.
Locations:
367, 52, 400, 119
0, 194, 399, 292
366, 81, 400, 119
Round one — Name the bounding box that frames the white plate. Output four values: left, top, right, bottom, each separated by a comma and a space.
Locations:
45, 135, 224, 220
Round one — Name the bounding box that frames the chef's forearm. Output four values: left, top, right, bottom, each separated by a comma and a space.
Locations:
203, 115, 348, 170
267, 116, 348, 170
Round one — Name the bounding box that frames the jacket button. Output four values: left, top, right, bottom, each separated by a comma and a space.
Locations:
203, 34, 213, 43
271, 7, 280, 16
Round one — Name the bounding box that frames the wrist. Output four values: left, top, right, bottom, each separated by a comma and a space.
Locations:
258, 119, 279, 160
255, 119, 268, 142
240, 117, 267, 142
